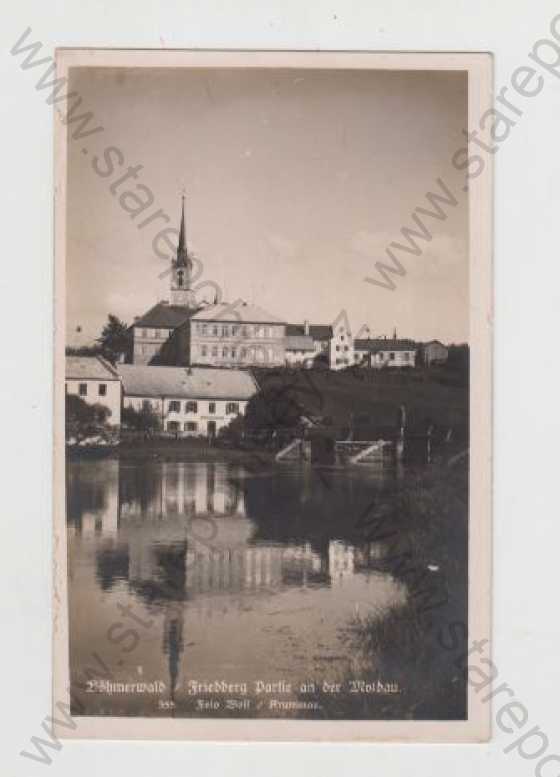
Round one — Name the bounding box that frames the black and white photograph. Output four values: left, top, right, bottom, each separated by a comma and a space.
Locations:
52, 50, 492, 741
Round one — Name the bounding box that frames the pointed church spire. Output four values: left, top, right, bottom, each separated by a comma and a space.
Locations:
176, 194, 187, 267
171, 193, 196, 308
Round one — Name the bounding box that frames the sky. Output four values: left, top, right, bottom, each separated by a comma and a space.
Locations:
66, 66, 468, 346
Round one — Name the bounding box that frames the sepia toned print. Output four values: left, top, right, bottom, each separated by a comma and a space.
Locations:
53, 50, 492, 741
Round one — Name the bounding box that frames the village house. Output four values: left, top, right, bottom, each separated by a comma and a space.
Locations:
330, 319, 354, 370
65, 355, 122, 425
422, 339, 449, 366
353, 337, 417, 368
118, 364, 259, 438
284, 322, 332, 367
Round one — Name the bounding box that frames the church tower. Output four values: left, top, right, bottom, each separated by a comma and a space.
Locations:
170, 196, 196, 307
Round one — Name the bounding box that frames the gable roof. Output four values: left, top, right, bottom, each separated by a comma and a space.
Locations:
118, 365, 259, 400
66, 355, 120, 381
286, 323, 333, 340
191, 302, 285, 324
285, 335, 315, 351
133, 303, 197, 329
354, 338, 417, 353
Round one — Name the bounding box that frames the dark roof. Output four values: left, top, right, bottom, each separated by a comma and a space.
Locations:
354, 338, 417, 353
133, 303, 197, 329
286, 324, 332, 340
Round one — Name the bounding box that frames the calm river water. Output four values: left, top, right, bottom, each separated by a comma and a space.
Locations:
66, 457, 457, 719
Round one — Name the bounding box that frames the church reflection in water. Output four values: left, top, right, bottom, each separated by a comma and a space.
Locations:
67, 458, 400, 707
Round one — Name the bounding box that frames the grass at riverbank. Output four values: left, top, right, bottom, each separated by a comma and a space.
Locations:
295, 455, 469, 720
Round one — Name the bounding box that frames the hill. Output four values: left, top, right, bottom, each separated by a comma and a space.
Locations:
249, 363, 469, 442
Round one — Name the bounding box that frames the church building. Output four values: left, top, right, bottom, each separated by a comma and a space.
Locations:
131, 196, 198, 365
131, 197, 287, 368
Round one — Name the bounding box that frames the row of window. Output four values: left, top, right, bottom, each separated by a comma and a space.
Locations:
198, 344, 276, 362
168, 421, 199, 432
352, 352, 412, 362
195, 323, 281, 339
137, 328, 170, 340
78, 383, 107, 397
143, 399, 239, 415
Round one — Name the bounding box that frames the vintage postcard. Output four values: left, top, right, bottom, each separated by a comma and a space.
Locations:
53, 50, 492, 741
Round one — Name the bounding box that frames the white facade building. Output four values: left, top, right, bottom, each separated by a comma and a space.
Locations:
189, 302, 286, 367
330, 320, 354, 370
65, 356, 122, 425
118, 365, 259, 437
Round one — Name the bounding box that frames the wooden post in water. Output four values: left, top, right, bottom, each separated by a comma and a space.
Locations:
426, 423, 434, 463
396, 404, 406, 461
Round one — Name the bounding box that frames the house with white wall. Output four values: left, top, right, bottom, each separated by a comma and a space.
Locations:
118, 365, 259, 437
330, 319, 354, 369
353, 337, 417, 368
65, 356, 122, 425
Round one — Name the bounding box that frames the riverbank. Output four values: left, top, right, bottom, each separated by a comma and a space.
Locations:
66, 439, 278, 467
294, 455, 469, 719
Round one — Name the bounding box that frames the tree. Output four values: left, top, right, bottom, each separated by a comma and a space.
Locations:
66, 394, 114, 444
235, 384, 306, 437
446, 344, 469, 387
98, 314, 131, 363
121, 404, 162, 434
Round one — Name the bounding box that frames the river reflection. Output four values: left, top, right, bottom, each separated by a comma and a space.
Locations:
67, 458, 408, 718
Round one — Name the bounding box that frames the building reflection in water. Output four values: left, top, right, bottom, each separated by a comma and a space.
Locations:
67, 458, 399, 703
68, 459, 391, 597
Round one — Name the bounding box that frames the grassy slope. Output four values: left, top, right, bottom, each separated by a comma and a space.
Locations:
253, 365, 469, 437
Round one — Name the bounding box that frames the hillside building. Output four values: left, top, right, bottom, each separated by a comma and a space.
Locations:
284, 322, 332, 367
330, 318, 354, 370
422, 340, 449, 366
353, 337, 417, 368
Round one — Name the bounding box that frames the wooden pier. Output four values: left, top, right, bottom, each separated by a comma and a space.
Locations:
273, 406, 440, 466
